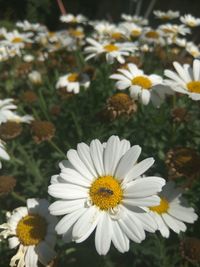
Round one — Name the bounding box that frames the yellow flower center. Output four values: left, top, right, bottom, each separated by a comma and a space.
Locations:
111, 32, 123, 40
70, 29, 84, 38
145, 31, 159, 39
187, 81, 200, 93
104, 44, 119, 52
89, 176, 123, 210
12, 37, 23, 43
68, 73, 79, 82
131, 30, 141, 37
132, 75, 152, 89
150, 197, 169, 214
16, 214, 47, 246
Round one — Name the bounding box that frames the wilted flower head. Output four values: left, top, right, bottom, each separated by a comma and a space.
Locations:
31, 120, 56, 143
0, 121, 22, 140
0, 175, 16, 196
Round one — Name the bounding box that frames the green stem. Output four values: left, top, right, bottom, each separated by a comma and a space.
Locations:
48, 140, 66, 158
11, 191, 26, 203
38, 89, 50, 121
70, 111, 83, 139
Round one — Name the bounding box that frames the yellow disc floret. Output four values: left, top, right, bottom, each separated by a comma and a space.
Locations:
187, 81, 200, 93
145, 31, 159, 39
132, 75, 152, 89
150, 197, 169, 214
68, 73, 79, 82
16, 214, 47, 246
12, 37, 23, 43
104, 44, 119, 52
89, 176, 123, 210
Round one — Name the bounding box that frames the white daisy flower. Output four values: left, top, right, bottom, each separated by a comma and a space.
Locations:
84, 38, 136, 64
56, 72, 90, 94
164, 59, 200, 100
48, 135, 166, 255
140, 27, 165, 45
110, 64, 164, 106
0, 139, 10, 169
186, 42, 200, 58
60, 14, 87, 24
153, 10, 180, 20
3, 30, 33, 49
16, 20, 42, 32
149, 182, 198, 238
121, 14, 148, 26
120, 22, 143, 39
0, 98, 34, 125
159, 23, 191, 37
180, 14, 200, 27
28, 70, 42, 85
0, 198, 57, 267
93, 22, 126, 41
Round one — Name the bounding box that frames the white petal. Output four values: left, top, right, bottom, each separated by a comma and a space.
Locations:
124, 177, 165, 198
25, 246, 38, 267
8, 237, 20, 249
55, 208, 86, 235
152, 212, 170, 238
173, 62, 190, 82
27, 199, 39, 213
168, 205, 198, 223
133, 213, 157, 233
73, 206, 100, 243
90, 139, 105, 176
115, 145, 142, 179
193, 59, 200, 80
140, 90, 151, 105
123, 158, 155, 183
111, 221, 129, 253
49, 199, 85, 215
95, 212, 112, 255
48, 184, 88, 199
123, 195, 161, 207
67, 149, 94, 181
77, 143, 97, 178
60, 168, 90, 187
162, 213, 186, 234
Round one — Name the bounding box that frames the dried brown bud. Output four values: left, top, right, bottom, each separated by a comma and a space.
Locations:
31, 120, 56, 143
21, 91, 38, 104
0, 121, 22, 140
171, 107, 188, 123
180, 237, 200, 263
0, 175, 16, 196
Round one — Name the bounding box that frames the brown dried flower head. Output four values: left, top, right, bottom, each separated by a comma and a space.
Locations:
15, 63, 32, 77
0, 175, 16, 196
31, 120, 56, 143
165, 147, 200, 180
21, 91, 38, 104
0, 121, 22, 140
171, 107, 188, 123
57, 88, 75, 100
50, 105, 61, 116
101, 93, 137, 121
180, 237, 200, 263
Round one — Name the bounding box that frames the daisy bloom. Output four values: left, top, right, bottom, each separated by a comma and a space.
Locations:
186, 42, 200, 58
153, 10, 180, 20
164, 59, 200, 100
120, 22, 143, 39
110, 63, 164, 105
60, 14, 87, 24
0, 198, 57, 267
84, 38, 136, 64
121, 14, 148, 26
48, 135, 165, 255
180, 14, 200, 27
149, 182, 198, 238
16, 20, 42, 32
3, 30, 33, 49
56, 72, 90, 94
0, 98, 34, 125
0, 139, 10, 168
159, 23, 191, 37
28, 70, 42, 85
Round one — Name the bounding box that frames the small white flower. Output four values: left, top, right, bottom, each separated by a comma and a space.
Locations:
186, 42, 200, 58
121, 14, 148, 26
84, 38, 136, 64
154, 10, 180, 20
0, 98, 34, 124
159, 23, 191, 37
56, 72, 90, 94
60, 14, 87, 24
3, 30, 33, 49
149, 182, 198, 238
48, 135, 166, 255
16, 20, 42, 32
180, 14, 200, 27
28, 70, 42, 85
0, 199, 57, 267
164, 59, 200, 100
110, 64, 164, 106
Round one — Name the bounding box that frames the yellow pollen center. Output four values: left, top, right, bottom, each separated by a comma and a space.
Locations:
89, 176, 123, 210
131, 30, 141, 37
68, 73, 79, 82
104, 44, 119, 52
187, 81, 200, 93
111, 32, 123, 40
145, 31, 159, 39
16, 214, 47, 246
132, 75, 152, 89
12, 37, 23, 43
150, 197, 169, 214
70, 30, 84, 37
